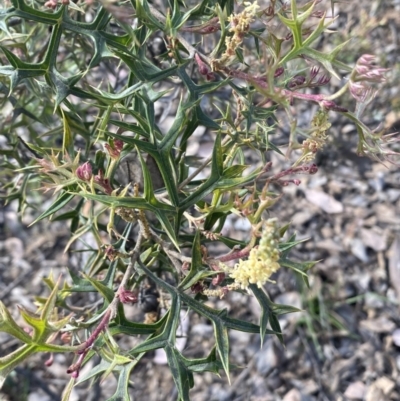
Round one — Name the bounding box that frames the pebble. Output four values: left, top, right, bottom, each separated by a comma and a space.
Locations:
255, 338, 278, 376
233, 218, 252, 232
344, 381, 366, 400
282, 388, 302, 401
28, 391, 52, 401
392, 328, 400, 347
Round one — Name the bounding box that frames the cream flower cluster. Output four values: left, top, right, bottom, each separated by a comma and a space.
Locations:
230, 219, 281, 288
220, 1, 260, 63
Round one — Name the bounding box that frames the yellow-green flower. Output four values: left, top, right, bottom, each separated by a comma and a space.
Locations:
301, 109, 331, 162
220, 1, 260, 63
230, 218, 280, 288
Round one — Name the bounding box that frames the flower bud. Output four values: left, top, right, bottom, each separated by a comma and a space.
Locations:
308, 164, 318, 174
114, 139, 124, 152
45, 0, 57, 9
94, 170, 113, 194
119, 289, 138, 304
212, 272, 225, 286
349, 54, 388, 102
288, 75, 306, 88
195, 53, 214, 80
191, 282, 204, 293
310, 66, 320, 79
76, 162, 92, 181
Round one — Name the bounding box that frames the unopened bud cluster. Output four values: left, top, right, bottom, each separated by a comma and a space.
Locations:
76, 162, 92, 182
115, 207, 138, 222
195, 54, 215, 81
45, 0, 69, 9
301, 109, 331, 162
105, 139, 124, 160
230, 218, 281, 288
220, 1, 259, 64
349, 54, 387, 103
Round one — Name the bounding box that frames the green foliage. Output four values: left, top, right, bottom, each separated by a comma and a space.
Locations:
0, 0, 394, 399
0, 277, 77, 388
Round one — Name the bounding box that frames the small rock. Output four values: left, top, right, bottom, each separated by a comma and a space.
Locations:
392, 328, 400, 347
154, 310, 189, 365
344, 381, 366, 400
282, 388, 302, 401
274, 291, 303, 325
386, 188, 400, 202
186, 140, 200, 156
304, 189, 343, 214
365, 377, 395, 401
360, 227, 387, 252
28, 391, 52, 401
315, 238, 343, 253
192, 125, 207, 138
388, 236, 400, 302
233, 218, 252, 231
197, 141, 213, 158
373, 376, 395, 395
350, 238, 369, 263
360, 317, 396, 333
255, 338, 278, 375
4, 237, 25, 261
302, 379, 319, 395
292, 210, 315, 226
364, 292, 385, 309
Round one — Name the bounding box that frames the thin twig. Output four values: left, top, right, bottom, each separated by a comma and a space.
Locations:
70, 228, 146, 371
117, 226, 146, 293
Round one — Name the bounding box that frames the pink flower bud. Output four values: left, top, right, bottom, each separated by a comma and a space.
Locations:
195, 53, 211, 77
358, 54, 375, 65
45, 0, 58, 9
317, 75, 330, 85
76, 162, 93, 181
212, 272, 225, 286
191, 282, 204, 293
94, 170, 113, 194
310, 66, 320, 79
288, 75, 306, 88
274, 67, 284, 78
119, 290, 138, 304
309, 164, 318, 174
349, 54, 388, 103
113, 139, 124, 152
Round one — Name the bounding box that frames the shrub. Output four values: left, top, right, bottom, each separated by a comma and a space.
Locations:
0, 0, 395, 399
